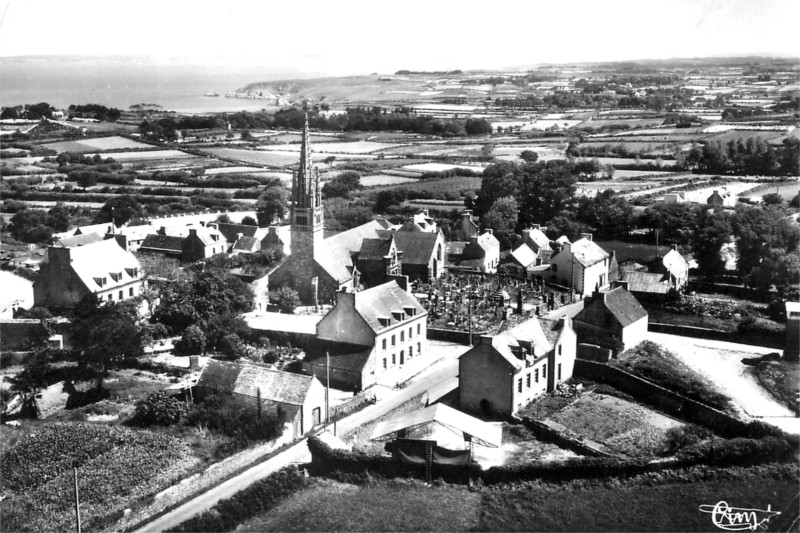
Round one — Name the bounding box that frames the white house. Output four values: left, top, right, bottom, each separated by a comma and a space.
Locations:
549, 234, 611, 296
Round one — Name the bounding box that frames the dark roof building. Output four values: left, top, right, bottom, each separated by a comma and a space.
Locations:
573, 286, 648, 352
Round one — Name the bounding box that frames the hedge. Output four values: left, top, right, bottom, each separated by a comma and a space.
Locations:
166, 466, 309, 532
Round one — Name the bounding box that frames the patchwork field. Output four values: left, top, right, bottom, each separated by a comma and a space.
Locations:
402, 162, 484, 174
263, 141, 397, 154
43, 135, 153, 153
89, 149, 196, 161
360, 174, 419, 187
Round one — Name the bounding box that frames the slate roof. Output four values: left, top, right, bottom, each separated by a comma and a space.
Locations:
214, 222, 259, 243
305, 345, 372, 373
373, 216, 395, 230
524, 227, 551, 251
377, 230, 441, 266
196, 359, 316, 406
561, 237, 609, 268
591, 287, 648, 326
140, 234, 184, 253
354, 281, 427, 333
358, 237, 395, 261
189, 227, 226, 247
622, 271, 670, 295
53, 232, 104, 248
232, 236, 260, 252
62, 239, 141, 292
73, 222, 113, 237
509, 243, 537, 268
446, 241, 468, 257
324, 219, 385, 269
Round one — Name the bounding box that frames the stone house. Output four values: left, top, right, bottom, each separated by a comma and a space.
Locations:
305, 281, 428, 390
573, 286, 648, 352
355, 234, 402, 288
451, 210, 480, 241
34, 238, 143, 308
507, 243, 538, 271
521, 224, 552, 263
139, 234, 184, 257
194, 359, 326, 438
649, 245, 690, 289
459, 316, 577, 416
378, 229, 446, 281
458, 230, 500, 273
707, 189, 733, 207
549, 234, 610, 295
181, 227, 227, 262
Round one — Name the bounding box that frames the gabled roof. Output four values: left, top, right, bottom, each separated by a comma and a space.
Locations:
140, 234, 184, 253
214, 222, 259, 243
373, 216, 395, 230
188, 227, 226, 247
314, 241, 355, 283
196, 359, 316, 406
370, 403, 502, 448
581, 287, 648, 326
622, 271, 670, 294
232, 236, 260, 252
353, 281, 426, 333
378, 230, 441, 265
661, 248, 689, 275
446, 241, 468, 256
324, 219, 385, 269
62, 239, 141, 292
358, 236, 395, 261
524, 227, 551, 251
561, 237, 609, 268
53, 232, 104, 248
509, 243, 537, 268
73, 222, 113, 236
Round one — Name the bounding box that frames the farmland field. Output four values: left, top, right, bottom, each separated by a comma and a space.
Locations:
369, 175, 482, 193
360, 174, 418, 187
264, 141, 398, 154
402, 162, 484, 174
237, 470, 798, 533
739, 180, 800, 201
43, 135, 153, 153
89, 149, 195, 161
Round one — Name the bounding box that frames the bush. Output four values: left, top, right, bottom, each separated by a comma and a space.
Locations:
186, 393, 285, 445
167, 466, 309, 532
134, 391, 188, 426
662, 424, 713, 455
737, 316, 784, 336
174, 325, 206, 355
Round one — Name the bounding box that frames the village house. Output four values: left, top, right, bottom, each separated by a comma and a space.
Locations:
378, 229, 446, 281
355, 234, 403, 288
573, 285, 649, 352
521, 224, 552, 263
456, 230, 500, 273
304, 281, 428, 391
507, 243, 538, 271
707, 189, 734, 207
459, 315, 577, 416
207, 222, 268, 253
181, 227, 228, 262
397, 209, 438, 233
139, 233, 184, 257
549, 234, 611, 296
34, 238, 143, 308
649, 245, 690, 289
450, 210, 480, 241
194, 359, 326, 438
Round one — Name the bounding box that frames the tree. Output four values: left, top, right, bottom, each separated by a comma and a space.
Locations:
174, 325, 206, 355
270, 286, 300, 314
761, 192, 784, 207
322, 171, 361, 199
481, 196, 519, 233
96, 195, 144, 226
579, 189, 634, 240
517, 161, 578, 226
520, 150, 539, 163
692, 209, 733, 277
732, 205, 800, 278
134, 391, 187, 426
465, 118, 492, 135
216, 213, 232, 223
75, 171, 98, 190
71, 297, 144, 390
9, 208, 52, 243
46, 203, 71, 233
241, 215, 258, 226
256, 185, 290, 226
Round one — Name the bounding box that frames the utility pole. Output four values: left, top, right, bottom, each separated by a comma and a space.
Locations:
74, 468, 81, 533
325, 351, 330, 423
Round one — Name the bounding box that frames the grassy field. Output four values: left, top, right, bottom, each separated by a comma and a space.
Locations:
369, 175, 482, 193
739, 180, 800, 201
360, 174, 418, 186
43, 135, 153, 153
236, 467, 798, 532
754, 360, 800, 415
547, 393, 683, 457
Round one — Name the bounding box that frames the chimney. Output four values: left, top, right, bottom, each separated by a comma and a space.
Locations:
268, 226, 278, 236
189, 228, 198, 238
532, 224, 540, 230
671, 244, 677, 252
48, 246, 72, 270
462, 210, 473, 220
105, 233, 128, 251
479, 335, 493, 346
522, 229, 532, 242
236, 232, 244, 241
158, 226, 167, 235
390, 275, 410, 292
580, 233, 593, 241
484, 229, 493, 235
614, 280, 629, 291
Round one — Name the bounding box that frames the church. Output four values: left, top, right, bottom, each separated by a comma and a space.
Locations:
266, 116, 446, 304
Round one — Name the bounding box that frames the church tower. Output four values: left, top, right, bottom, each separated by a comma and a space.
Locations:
290, 114, 324, 259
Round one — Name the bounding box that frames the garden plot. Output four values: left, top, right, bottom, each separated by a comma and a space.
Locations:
88, 149, 195, 161
204, 166, 263, 175
546, 392, 683, 457
43, 135, 153, 153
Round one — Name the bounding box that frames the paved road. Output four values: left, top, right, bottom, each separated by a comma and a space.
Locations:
648, 332, 799, 434
134, 343, 462, 532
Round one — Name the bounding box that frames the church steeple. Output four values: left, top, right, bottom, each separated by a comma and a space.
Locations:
290, 114, 324, 256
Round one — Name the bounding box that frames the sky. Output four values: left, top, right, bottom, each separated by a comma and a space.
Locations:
1, 0, 798, 75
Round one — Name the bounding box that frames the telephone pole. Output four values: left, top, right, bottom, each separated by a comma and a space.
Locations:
325, 351, 331, 423
74, 468, 81, 533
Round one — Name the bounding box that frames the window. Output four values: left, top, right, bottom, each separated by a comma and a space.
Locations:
382, 339, 387, 350
400, 331, 404, 342
535, 369, 539, 383
383, 358, 387, 369
417, 342, 421, 355
417, 324, 421, 335
129, 287, 134, 297
526, 374, 531, 388
518, 379, 523, 393
543, 364, 547, 378
119, 290, 123, 300
107, 294, 113, 301
392, 353, 396, 365
392, 335, 396, 346
552, 264, 557, 272
409, 346, 413, 358
558, 345, 562, 355
409, 327, 413, 339
558, 364, 562, 380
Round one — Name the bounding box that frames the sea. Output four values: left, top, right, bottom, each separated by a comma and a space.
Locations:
1, 56, 327, 114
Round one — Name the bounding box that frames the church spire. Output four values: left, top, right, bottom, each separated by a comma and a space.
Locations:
293, 114, 318, 206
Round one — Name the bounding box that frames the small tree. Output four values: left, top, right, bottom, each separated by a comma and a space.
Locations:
241, 215, 258, 226
174, 325, 206, 355
520, 150, 539, 163
134, 391, 187, 426
270, 286, 300, 314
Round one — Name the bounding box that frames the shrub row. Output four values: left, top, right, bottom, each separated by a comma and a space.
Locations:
306, 431, 797, 487
166, 466, 309, 532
